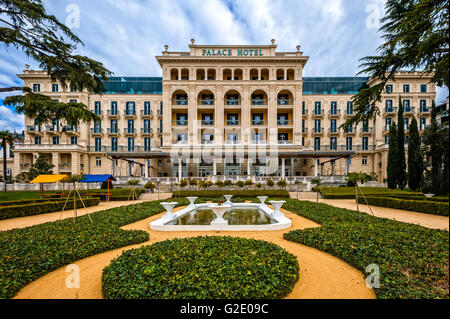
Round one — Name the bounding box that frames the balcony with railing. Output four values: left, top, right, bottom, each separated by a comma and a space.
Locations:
201, 119, 214, 126
403, 106, 416, 114
26, 125, 43, 133
124, 110, 137, 117
225, 119, 240, 126
313, 127, 324, 134
360, 127, 374, 135
123, 128, 136, 135
107, 110, 119, 117
344, 110, 354, 117
90, 128, 103, 135
45, 125, 61, 134
344, 126, 357, 135
141, 109, 153, 117
277, 99, 293, 106
313, 109, 325, 117
225, 99, 241, 106
384, 107, 398, 116
171, 99, 188, 106
328, 109, 341, 117
199, 99, 215, 106
277, 119, 293, 126
251, 99, 268, 106
141, 127, 153, 135
63, 126, 79, 135
107, 128, 119, 135
278, 140, 294, 145
172, 120, 188, 126
251, 119, 268, 126
90, 109, 103, 117
328, 128, 339, 135
419, 106, 430, 113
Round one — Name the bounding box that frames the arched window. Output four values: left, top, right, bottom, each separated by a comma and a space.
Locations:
224, 90, 241, 105
171, 90, 188, 105
198, 90, 215, 105
251, 90, 268, 105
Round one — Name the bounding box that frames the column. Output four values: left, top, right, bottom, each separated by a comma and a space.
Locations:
212, 159, 217, 182
178, 158, 182, 182
281, 158, 286, 179
71, 153, 78, 175
331, 160, 335, 182
345, 158, 350, 175
145, 159, 149, 178
52, 153, 59, 175
247, 158, 251, 178
284, 69, 287, 80
314, 159, 319, 177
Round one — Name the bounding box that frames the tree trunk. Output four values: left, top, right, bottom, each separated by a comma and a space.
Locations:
2, 142, 7, 192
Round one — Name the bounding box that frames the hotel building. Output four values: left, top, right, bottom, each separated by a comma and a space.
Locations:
13, 40, 435, 184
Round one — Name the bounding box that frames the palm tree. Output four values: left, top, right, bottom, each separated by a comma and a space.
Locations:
0, 131, 16, 192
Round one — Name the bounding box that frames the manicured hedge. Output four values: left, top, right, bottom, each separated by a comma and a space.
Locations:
0, 200, 179, 299
357, 196, 449, 216
314, 187, 422, 199
0, 198, 54, 207
42, 189, 144, 201
0, 198, 101, 220
102, 236, 299, 299
172, 190, 290, 198
282, 199, 449, 299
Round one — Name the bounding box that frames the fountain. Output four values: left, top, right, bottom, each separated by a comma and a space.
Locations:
160, 202, 178, 220
224, 195, 233, 205
187, 197, 198, 206
209, 204, 231, 225
257, 196, 268, 206
269, 200, 286, 218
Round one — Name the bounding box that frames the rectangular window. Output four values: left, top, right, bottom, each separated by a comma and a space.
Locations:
144, 137, 151, 151
330, 101, 337, 114
420, 84, 427, 93
385, 117, 392, 130
362, 157, 368, 165
143, 119, 151, 133
301, 137, 305, 146
70, 99, 77, 103
128, 137, 135, 151
52, 136, 59, 145
330, 137, 337, 150
95, 157, 102, 167
403, 84, 410, 93
403, 99, 410, 112
111, 137, 118, 152
314, 119, 321, 132
314, 102, 321, 114
110, 119, 118, 133
385, 136, 390, 144
362, 137, 369, 150
346, 137, 353, 151
252, 113, 264, 125
126, 102, 136, 115
33, 84, 40, 92
403, 118, 409, 130
51, 84, 58, 92
226, 113, 239, 125
385, 100, 393, 112
144, 101, 151, 115
94, 101, 101, 115
302, 101, 306, 115
111, 101, 118, 115
420, 100, 427, 112
420, 117, 426, 130
71, 136, 77, 145
176, 113, 188, 126
314, 137, 321, 151
34, 136, 41, 145
330, 119, 337, 132
127, 119, 135, 133
347, 101, 353, 115
386, 84, 393, 93
95, 137, 102, 152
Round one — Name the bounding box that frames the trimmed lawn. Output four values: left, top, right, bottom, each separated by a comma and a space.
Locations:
0, 191, 53, 202
283, 199, 449, 299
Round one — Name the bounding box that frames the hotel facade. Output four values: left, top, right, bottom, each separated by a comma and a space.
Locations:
13, 41, 435, 185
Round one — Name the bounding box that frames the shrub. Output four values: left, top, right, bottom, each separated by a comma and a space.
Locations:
357, 196, 449, 216
235, 181, 245, 188
215, 180, 224, 188
256, 183, 262, 188
244, 179, 254, 186
0, 200, 175, 299
224, 180, 232, 187
102, 236, 299, 299
144, 182, 156, 192
188, 179, 197, 186
179, 179, 188, 188
172, 190, 290, 198
315, 187, 422, 199
277, 180, 287, 188
266, 179, 274, 187
282, 199, 449, 299
0, 197, 100, 220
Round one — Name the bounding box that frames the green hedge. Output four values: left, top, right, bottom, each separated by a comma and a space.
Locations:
102, 236, 299, 299
0, 198, 54, 207
0, 200, 180, 299
314, 187, 423, 199
0, 198, 100, 220
282, 199, 449, 299
172, 190, 290, 198
42, 189, 144, 201
357, 196, 449, 216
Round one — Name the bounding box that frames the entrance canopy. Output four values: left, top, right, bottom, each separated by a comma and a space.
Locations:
79, 175, 116, 183
30, 174, 69, 184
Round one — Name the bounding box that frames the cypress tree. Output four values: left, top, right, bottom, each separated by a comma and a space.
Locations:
429, 101, 442, 194
387, 122, 398, 189
407, 117, 423, 191
397, 97, 407, 189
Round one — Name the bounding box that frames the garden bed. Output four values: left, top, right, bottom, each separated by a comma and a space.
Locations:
102, 236, 299, 299
356, 196, 449, 216
283, 199, 449, 299
314, 187, 423, 199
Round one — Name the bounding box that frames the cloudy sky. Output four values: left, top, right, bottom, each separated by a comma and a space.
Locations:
0, 0, 448, 131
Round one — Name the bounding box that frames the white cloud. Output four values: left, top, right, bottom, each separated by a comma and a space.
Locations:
0, 106, 24, 132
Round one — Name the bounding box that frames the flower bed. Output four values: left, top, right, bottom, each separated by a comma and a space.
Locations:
282, 200, 449, 299
102, 236, 299, 299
